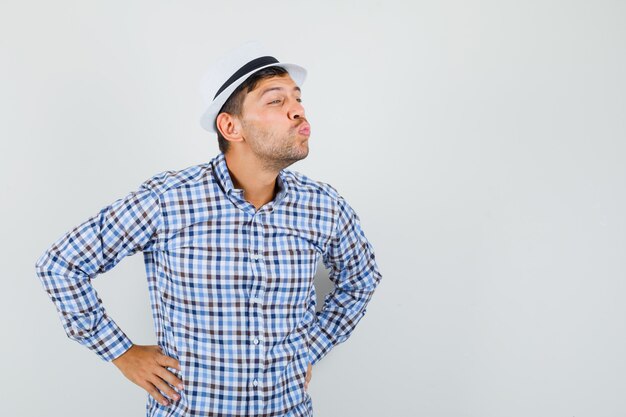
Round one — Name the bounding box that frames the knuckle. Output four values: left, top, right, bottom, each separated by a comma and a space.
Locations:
156, 367, 171, 382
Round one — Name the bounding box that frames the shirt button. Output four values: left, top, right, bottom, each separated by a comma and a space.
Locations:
253, 379, 258, 387
250, 253, 261, 261
253, 338, 259, 345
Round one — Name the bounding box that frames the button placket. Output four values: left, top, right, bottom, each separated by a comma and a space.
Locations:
247, 212, 266, 405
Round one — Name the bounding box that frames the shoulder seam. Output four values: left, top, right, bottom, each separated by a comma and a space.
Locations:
283, 169, 342, 202
139, 163, 212, 197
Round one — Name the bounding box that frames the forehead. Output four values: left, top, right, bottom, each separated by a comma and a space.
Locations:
251, 74, 300, 97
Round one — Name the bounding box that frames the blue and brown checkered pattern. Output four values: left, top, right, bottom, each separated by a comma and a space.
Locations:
35, 151, 382, 417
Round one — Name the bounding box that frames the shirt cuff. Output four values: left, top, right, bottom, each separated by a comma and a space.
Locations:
80, 316, 134, 362
308, 318, 335, 366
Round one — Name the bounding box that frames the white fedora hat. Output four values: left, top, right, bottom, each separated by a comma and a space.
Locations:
199, 40, 307, 133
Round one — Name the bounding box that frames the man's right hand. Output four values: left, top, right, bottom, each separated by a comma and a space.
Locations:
112, 344, 184, 407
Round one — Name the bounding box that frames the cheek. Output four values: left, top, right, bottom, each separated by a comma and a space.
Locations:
247, 113, 283, 129
243, 111, 290, 136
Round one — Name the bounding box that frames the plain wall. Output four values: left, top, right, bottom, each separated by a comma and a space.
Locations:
2, 0, 625, 416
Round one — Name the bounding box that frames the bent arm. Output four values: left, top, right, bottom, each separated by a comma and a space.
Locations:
308, 195, 383, 365
34, 185, 162, 362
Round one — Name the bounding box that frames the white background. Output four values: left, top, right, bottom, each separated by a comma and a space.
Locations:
2, 1, 626, 416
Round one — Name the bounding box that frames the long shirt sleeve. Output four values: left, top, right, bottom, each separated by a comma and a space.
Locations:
307, 195, 383, 365
33, 153, 384, 416
34, 184, 162, 362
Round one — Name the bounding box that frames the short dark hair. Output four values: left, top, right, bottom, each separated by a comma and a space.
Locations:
215, 66, 289, 154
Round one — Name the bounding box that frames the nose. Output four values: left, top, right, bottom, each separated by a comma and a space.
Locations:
288, 98, 306, 120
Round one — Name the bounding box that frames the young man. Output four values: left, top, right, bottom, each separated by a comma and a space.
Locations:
35, 41, 383, 417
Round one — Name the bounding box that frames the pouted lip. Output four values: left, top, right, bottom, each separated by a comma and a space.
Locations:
297, 122, 311, 136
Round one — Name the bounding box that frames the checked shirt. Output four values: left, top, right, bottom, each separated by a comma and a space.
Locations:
35, 151, 383, 417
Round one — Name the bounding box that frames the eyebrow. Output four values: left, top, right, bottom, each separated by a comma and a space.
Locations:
258, 86, 301, 98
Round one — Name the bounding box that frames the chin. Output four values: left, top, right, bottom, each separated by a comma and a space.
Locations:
298, 146, 309, 159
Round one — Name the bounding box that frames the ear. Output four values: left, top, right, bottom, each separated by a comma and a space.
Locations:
216, 112, 244, 142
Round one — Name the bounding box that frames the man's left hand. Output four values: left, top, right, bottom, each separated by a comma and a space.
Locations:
304, 362, 312, 391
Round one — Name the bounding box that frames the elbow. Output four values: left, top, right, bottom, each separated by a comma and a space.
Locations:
35, 250, 49, 275
35, 246, 56, 273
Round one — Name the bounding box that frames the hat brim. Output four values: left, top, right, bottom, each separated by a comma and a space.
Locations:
199, 62, 307, 133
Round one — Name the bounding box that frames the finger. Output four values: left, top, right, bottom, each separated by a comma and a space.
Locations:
151, 374, 181, 402
156, 353, 181, 371
145, 381, 171, 407
156, 365, 185, 391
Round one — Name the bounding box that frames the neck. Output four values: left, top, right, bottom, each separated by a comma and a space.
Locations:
223, 150, 280, 210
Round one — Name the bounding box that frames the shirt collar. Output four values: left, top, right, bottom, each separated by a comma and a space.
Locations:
211, 152, 290, 205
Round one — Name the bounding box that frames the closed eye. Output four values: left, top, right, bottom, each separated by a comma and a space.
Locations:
268, 98, 303, 105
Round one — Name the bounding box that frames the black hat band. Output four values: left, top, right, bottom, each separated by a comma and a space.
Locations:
214, 56, 280, 99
